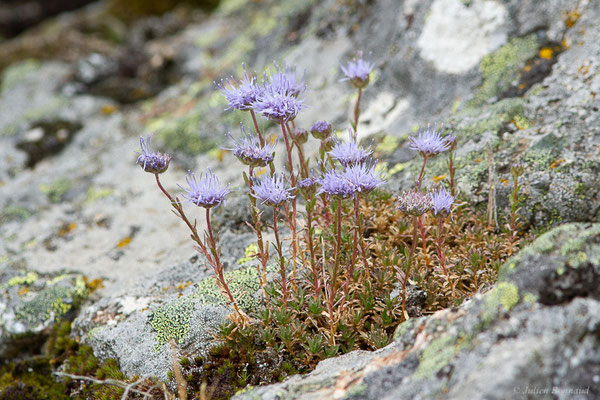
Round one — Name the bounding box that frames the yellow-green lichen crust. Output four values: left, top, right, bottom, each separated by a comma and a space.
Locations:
149, 297, 194, 350
14, 274, 88, 324
415, 335, 458, 378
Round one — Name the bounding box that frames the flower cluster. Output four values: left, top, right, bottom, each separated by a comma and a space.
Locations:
328, 130, 373, 167
252, 173, 295, 207
311, 120, 332, 140
216, 64, 262, 111
430, 187, 455, 217
136, 135, 171, 174
397, 190, 433, 216
179, 170, 231, 209
224, 125, 276, 167
408, 126, 456, 158
341, 52, 375, 89
317, 169, 358, 199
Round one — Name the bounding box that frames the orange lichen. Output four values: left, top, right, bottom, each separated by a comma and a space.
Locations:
550, 159, 565, 169
565, 10, 581, 28
539, 47, 553, 60
117, 237, 132, 248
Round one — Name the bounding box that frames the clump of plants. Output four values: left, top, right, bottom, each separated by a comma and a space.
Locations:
136, 54, 525, 398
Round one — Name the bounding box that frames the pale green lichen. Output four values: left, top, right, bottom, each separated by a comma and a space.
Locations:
0, 205, 33, 223
85, 187, 114, 204
470, 34, 539, 106
393, 318, 415, 341
8, 271, 39, 287
480, 282, 519, 327
237, 243, 260, 265
499, 224, 600, 278
1, 59, 41, 92
375, 136, 401, 154
39, 178, 73, 203
15, 274, 88, 323
149, 297, 194, 350
522, 292, 538, 304
415, 335, 457, 378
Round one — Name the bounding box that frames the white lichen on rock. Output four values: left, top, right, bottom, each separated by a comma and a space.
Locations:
417, 0, 508, 74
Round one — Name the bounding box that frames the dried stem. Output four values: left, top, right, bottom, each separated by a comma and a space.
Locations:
169, 340, 188, 400
448, 151, 456, 197
54, 372, 161, 399
486, 142, 497, 229
247, 167, 269, 297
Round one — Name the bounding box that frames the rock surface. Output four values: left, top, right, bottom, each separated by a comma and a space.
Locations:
234, 223, 600, 400
0, 0, 599, 396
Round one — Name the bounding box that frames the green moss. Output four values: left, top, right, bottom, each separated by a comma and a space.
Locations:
15, 275, 88, 324
415, 335, 457, 378
39, 178, 73, 203
470, 34, 539, 106
149, 297, 194, 350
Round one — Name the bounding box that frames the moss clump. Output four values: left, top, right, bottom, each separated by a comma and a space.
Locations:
470, 34, 539, 106
415, 335, 458, 378
15, 275, 88, 324
39, 178, 73, 204
149, 297, 194, 350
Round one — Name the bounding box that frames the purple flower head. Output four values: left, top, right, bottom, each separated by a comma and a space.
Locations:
430, 187, 455, 217
292, 128, 309, 145
298, 176, 318, 197
342, 161, 385, 193
311, 120, 332, 140
317, 168, 357, 199
328, 129, 373, 167
340, 52, 375, 89
215, 64, 263, 111
265, 62, 306, 97
396, 190, 433, 216
179, 170, 230, 209
408, 125, 455, 158
136, 135, 171, 174
252, 89, 304, 122
252, 173, 295, 207
223, 124, 276, 167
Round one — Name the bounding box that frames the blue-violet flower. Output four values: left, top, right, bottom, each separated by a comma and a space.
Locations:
397, 190, 433, 216
328, 130, 373, 166
342, 161, 385, 193
179, 170, 230, 209
265, 62, 306, 97
224, 124, 276, 167
408, 126, 456, 158
252, 89, 304, 122
252, 174, 295, 207
136, 135, 171, 174
216, 64, 262, 111
430, 187, 455, 217
340, 52, 375, 89
317, 168, 357, 199
311, 120, 332, 140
